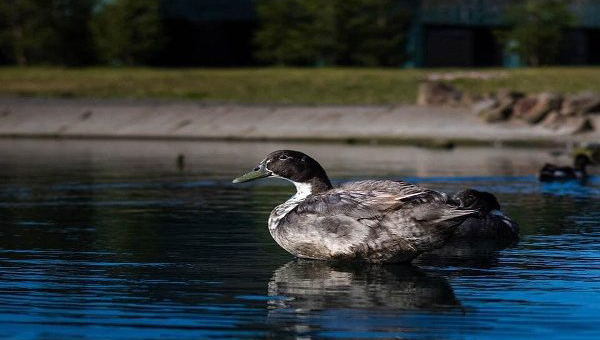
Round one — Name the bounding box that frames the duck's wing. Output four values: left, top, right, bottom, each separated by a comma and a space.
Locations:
281, 185, 477, 257
294, 182, 447, 220
340, 180, 446, 202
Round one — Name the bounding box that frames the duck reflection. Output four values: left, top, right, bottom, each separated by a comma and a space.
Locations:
267, 260, 461, 312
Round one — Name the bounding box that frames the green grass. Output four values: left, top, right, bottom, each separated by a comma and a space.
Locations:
1, 66, 600, 104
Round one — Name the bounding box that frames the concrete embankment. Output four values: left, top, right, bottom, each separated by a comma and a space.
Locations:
0, 97, 597, 146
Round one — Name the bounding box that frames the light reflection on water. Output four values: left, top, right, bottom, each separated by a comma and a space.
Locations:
0, 139, 599, 339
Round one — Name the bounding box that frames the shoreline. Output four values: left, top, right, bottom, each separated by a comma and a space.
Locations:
0, 97, 598, 147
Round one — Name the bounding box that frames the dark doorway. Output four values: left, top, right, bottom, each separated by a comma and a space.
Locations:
424, 25, 503, 67
588, 29, 600, 65
425, 26, 473, 67
472, 27, 503, 66
159, 19, 257, 66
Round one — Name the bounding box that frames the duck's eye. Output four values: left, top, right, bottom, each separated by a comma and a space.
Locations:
279, 155, 289, 160
253, 166, 260, 171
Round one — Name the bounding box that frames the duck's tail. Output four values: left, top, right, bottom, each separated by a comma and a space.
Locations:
406, 205, 478, 253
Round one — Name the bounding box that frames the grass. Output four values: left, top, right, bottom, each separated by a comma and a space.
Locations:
1, 66, 600, 104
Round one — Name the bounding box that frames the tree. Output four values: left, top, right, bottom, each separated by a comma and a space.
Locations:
0, 0, 97, 66
92, 0, 164, 65
254, 0, 409, 66
254, 0, 336, 66
501, 0, 575, 66
0, 0, 55, 66
49, 0, 99, 66
335, 0, 408, 66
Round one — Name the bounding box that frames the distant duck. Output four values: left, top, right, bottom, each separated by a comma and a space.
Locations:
232, 150, 479, 263
538, 155, 590, 182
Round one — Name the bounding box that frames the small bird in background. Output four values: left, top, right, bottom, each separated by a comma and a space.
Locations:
538, 154, 591, 182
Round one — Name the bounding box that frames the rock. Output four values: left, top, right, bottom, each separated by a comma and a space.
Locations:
478, 102, 512, 123
539, 110, 564, 130
417, 81, 463, 106
460, 92, 482, 106
512, 97, 538, 119
520, 92, 562, 124
540, 109, 593, 134
472, 99, 497, 115
560, 92, 600, 116
587, 114, 600, 132
495, 89, 525, 103
559, 117, 593, 134
543, 115, 593, 134
475, 89, 524, 123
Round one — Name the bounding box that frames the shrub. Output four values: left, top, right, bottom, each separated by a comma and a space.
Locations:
501, 0, 575, 66
92, 0, 164, 65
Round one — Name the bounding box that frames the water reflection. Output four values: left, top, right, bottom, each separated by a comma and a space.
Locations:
266, 260, 462, 337
268, 260, 460, 311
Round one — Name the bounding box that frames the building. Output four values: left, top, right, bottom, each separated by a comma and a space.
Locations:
405, 0, 600, 67
160, 0, 600, 67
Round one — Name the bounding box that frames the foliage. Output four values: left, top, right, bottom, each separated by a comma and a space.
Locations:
501, 0, 575, 66
335, 0, 408, 66
91, 0, 164, 66
254, 0, 409, 66
0, 0, 97, 66
254, 0, 336, 66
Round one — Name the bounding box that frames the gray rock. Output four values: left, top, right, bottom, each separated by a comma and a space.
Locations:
521, 92, 562, 124
560, 117, 593, 135
495, 89, 525, 103
539, 110, 563, 130
542, 113, 593, 135
472, 99, 497, 115
560, 92, 600, 116
587, 114, 600, 132
512, 97, 538, 120
476, 89, 524, 123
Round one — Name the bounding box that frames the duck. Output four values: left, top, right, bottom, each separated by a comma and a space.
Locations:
232, 150, 479, 263
538, 154, 590, 182
447, 189, 519, 245
416, 189, 519, 265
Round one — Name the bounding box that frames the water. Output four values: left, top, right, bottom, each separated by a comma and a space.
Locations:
0, 139, 599, 340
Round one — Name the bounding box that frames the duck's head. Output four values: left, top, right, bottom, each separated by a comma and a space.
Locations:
574, 154, 591, 170
453, 189, 500, 212
232, 150, 332, 194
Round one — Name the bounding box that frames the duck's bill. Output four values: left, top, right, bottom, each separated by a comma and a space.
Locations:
232, 168, 271, 183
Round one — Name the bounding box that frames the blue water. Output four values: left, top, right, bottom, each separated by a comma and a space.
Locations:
0, 140, 598, 339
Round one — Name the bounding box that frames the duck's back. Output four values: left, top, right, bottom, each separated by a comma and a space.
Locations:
538, 163, 579, 181
270, 180, 476, 263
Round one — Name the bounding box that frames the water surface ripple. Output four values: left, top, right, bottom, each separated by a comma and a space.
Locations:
0, 140, 598, 339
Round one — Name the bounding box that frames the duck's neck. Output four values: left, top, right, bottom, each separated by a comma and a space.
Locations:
291, 177, 332, 200
291, 182, 313, 201
269, 176, 332, 232
575, 162, 588, 173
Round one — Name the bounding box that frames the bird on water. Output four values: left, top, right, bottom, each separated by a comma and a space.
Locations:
538, 154, 591, 182
232, 150, 491, 263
